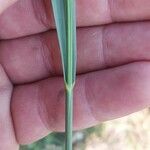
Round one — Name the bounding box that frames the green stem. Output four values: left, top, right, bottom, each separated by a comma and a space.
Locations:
65, 88, 73, 150
65, 0, 75, 149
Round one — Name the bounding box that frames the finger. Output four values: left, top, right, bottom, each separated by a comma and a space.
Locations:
0, 0, 17, 14
1, 22, 150, 84
0, 27, 104, 84
11, 62, 150, 144
0, 65, 19, 149
0, 0, 150, 39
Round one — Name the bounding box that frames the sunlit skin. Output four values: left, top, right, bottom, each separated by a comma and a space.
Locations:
0, 0, 150, 149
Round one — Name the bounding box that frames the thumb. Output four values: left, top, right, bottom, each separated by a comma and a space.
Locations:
0, 0, 18, 14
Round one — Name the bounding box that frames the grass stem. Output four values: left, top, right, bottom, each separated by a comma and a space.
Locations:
65, 87, 74, 150
51, 0, 76, 149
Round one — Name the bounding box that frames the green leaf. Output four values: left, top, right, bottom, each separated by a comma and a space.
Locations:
51, 0, 77, 150
51, 0, 76, 87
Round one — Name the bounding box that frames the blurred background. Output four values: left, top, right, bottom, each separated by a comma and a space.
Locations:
20, 109, 150, 150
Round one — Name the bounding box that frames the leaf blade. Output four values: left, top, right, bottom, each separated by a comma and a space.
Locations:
51, 0, 76, 86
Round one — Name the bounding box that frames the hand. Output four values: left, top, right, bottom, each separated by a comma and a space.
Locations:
0, 0, 150, 149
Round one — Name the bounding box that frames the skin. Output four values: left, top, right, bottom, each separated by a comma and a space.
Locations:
0, 0, 150, 149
